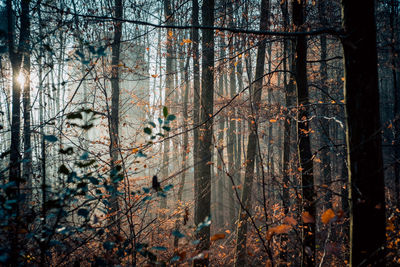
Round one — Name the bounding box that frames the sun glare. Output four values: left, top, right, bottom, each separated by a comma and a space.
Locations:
17, 72, 26, 86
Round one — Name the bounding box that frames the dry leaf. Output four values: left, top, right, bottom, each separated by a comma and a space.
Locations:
283, 216, 297, 226
321, 208, 335, 224
302, 212, 315, 223
266, 224, 292, 240
210, 233, 226, 241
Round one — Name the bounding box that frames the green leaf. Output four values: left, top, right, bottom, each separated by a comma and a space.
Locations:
151, 246, 167, 251
144, 127, 152, 135
88, 176, 99, 185
67, 112, 83, 120
166, 114, 176, 121
80, 152, 89, 160
163, 184, 173, 192
44, 135, 58, 142
163, 106, 168, 118
59, 147, 74, 155
75, 50, 84, 59
76, 159, 96, 168
148, 121, 156, 128
172, 229, 185, 238
196, 216, 212, 232
78, 208, 89, 218
58, 164, 70, 175
162, 126, 171, 132
137, 151, 147, 158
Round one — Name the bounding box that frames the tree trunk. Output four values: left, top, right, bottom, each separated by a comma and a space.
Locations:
6, 0, 30, 264
21, 0, 31, 190
292, 0, 316, 265
341, 0, 386, 265
234, 0, 269, 266
216, 36, 226, 228
109, 0, 122, 231
192, 0, 201, 225
318, 0, 331, 208
160, 0, 174, 213
193, 0, 214, 265
390, 0, 400, 208
280, 1, 294, 264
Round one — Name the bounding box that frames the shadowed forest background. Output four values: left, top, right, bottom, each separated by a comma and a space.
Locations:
0, 0, 399, 266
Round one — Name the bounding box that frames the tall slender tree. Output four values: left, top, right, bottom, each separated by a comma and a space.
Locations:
234, 0, 269, 265
292, 0, 316, 265
194, 0, 214, 265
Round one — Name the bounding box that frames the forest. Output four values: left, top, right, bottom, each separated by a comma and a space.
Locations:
0, 0, 399, 266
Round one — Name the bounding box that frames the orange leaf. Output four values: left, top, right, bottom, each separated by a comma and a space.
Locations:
321, 208, 335, 224
283, 216, 297, 226
302, 212, 315, 223
269, 119, 277, 123
266, 224, 292, 240
183, 38, 192, 43
210, 233, 226, 241
151, 74, 159, 78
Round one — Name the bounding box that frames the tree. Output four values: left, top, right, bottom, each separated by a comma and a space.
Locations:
194, 0, 214, 265
6, 0, 31, 264
292, 0, 316, 265
341, 0, 386, 265
234, 0, 269, 266
109, 0, 123, 234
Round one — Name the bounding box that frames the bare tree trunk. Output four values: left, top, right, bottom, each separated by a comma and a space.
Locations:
318, 0, 331, 208
6, 0, 30, 264
192, 0, 201, 224
174, 53, 190, 248
227, 1, 238, 227
216, 36, 226, 228
292, 1, 316, 266
193, 0, 214, 265
161, 0, 174, 213
280, 1, 294, 264
234, 0, 269, 266
22, 0, 31, 190
341, 0, 386, 265
109, 0, 123, 233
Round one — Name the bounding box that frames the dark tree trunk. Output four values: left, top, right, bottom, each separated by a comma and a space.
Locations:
292, 0, 316, 266
390, 0, 400, 208
318, 0, 331, 208
6, 0, 30, 264
193, 0, 214, 265
192, 0, 201, 224
280, 1, 295, 264
341, 0, 386, 265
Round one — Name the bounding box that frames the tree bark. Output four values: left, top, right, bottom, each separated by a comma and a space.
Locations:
292, 0, 316, 266
109, 0, 123, 231
193, 0, 214, 265
341, 0, 386, 265
6, 0, 31, 264
318, 0, 331, 208
234, 0, 269, 266
192, 0, 201, 225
